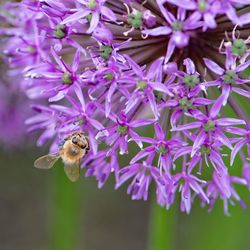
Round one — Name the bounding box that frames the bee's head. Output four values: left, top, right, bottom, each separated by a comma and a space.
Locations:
71, 134, 89, 150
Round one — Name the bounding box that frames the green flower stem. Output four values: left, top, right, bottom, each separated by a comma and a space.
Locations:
148, 200, 177, 250
49, 163, 83, 250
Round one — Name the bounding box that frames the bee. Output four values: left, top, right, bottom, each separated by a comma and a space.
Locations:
34, 132, 89, 182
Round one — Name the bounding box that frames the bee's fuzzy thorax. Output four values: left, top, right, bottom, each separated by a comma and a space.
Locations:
59, 140, 85, 165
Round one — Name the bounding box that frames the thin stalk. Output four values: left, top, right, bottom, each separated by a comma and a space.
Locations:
49, 162, 83, 250
147, 198, 177, 250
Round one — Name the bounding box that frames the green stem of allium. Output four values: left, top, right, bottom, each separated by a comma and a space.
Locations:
147, 200, 177, 250
49, 163, 82, 250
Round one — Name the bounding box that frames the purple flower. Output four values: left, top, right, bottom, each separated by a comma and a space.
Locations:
131, 123, 184, 172
222, 27, 250, 60
167, 0, 217, 31
173, 172, 209, 214
96, 111, 154, 155
81, 58, 132, 117
174, 139, 228, 175
124, 55, 173, 119
160, 58, 214, 126
203, 55, 250, 105
0, 80, 31, 148
175, 58, 204, 96
1, 0, 250, 214
84, 149, 119, 188
143, 2, 203, 62
172, 104, 246, 156
207, 169, 247, 215
39, 0, 70, 18
230, 123, 250, 165
162, 95, 214, 127
25, 48, 84, 101
155, 167, 210, 213
2, 23, 47, 69
164, 0, 250, 27
116, 161, 160, 201
61, 0, 116, 34
25, 104, 60, 152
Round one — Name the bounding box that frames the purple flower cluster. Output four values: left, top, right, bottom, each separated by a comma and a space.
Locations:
0, 81, 31, 148
0, 58, 32, 148
1, 0, 250, 214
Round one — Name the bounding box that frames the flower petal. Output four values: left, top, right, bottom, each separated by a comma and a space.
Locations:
203, 58, 225, 75
142, 26, 172, 36
231, 138, 247, 166
61, 10, 90, 24
172, 121, 202, 131
191, 130, 207, 157
216, 118, 246, 126
183, 58, 195, 74
232, 87, 250, 98
130, 146, 155, 164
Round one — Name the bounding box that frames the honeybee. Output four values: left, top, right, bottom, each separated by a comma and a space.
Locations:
34, 132, 89, 182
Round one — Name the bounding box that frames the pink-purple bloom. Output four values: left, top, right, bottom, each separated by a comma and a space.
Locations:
1, 0, 250, 214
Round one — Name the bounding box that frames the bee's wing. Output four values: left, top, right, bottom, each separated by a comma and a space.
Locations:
34, 154, 59, 169
64, 161, 80, 182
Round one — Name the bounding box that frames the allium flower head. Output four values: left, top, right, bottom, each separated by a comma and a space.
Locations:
1, 0, 250, 214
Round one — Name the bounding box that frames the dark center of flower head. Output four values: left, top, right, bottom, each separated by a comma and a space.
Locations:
53, 24, 67, 39
171, 21, 183, 32
117, 125, 128, 135
231, 39, 247, 56
62, 72, 73, 84
201, 145, 211, 155
183, 74, 199, 88
100, 45, 112, 59
128, 10, 143, 29
223, 70, 238, 84
137, 80, 147, 90
158, 144, 168, 155
179, 97, 192, 110
88, 0, 97, 10
198, 0, 208, 11
203, 120, 215, 132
